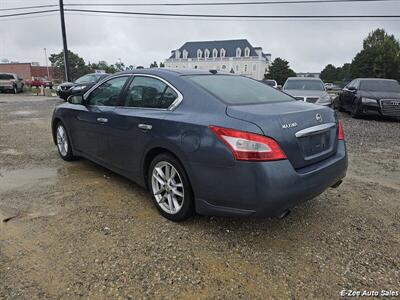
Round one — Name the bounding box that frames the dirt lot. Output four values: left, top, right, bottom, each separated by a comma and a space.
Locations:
0, 94, 399, 299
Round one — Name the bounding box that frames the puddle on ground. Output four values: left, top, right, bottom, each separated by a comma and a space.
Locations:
0, 167, 57, 193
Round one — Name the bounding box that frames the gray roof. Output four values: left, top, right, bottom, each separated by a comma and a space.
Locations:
169, 39, 267, 59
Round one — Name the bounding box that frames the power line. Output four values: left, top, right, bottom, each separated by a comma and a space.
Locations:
0, 10, 60, 18
0, 5, 58, 12
63, 0, 400, 6
66, 11, 400, 22
64, 8, 400, 19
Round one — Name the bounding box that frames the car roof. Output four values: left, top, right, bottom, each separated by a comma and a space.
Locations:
116, 68, 221, 77
286, 77, 321, 80
356, 78, 398, 82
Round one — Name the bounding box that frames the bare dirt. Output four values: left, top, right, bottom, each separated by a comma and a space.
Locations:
0, 93, 399, 299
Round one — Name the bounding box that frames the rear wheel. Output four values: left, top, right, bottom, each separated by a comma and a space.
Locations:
55, 122, 76, 161
148, 153, 194, 221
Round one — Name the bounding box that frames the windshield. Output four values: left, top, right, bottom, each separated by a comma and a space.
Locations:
75, 74, 104, 84
0, 74, 14, 80
284, 79, 324, 91
188, 75, 294, 105
360, 80, 400, 92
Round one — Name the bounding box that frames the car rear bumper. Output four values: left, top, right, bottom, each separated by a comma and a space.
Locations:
189, 141, 348, 218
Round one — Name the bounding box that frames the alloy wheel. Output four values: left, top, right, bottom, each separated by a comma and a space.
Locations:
151, 161, 185, 215
56, 125, 69, 157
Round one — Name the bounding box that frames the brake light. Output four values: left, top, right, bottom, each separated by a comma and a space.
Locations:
208, 125, 287, 161
337, 120, 345, 140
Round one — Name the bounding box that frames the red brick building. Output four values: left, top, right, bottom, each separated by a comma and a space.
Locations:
0, 63, 54, 80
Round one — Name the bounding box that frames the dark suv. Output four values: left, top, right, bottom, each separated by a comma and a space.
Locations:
338, 78, 400, 119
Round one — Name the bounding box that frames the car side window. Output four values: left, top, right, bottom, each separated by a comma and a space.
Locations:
88, 76, 129, 106
124, 76, 178, 109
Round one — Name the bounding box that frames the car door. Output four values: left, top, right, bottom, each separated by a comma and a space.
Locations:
109, 75, 181, 179
71, 75, 130, 162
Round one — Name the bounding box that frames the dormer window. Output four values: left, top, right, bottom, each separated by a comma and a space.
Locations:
212, 48, 218, 58
220, 48, 226, 58
197, 49, 202, 58
236, 48, 241, 57
244, 47, 250, 57
204, 49, 210, 59
175, 50, 181, 59
182, 49, 188, 59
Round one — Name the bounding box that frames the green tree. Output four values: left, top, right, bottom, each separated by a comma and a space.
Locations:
266, 58, 296, 85
320, 64, 339, 82
88, 61, 117, 74
150, 61, 158, 68
49, 50, 89, 81
351, 28, 400, 80
159, 62, 165, 68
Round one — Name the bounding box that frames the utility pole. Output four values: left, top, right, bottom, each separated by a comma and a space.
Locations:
59, 0, 70, 82
43, 48, 50, 79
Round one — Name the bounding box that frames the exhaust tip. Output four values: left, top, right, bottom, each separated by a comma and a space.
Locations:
278, 210, 291, 219
331, 180, 343, 189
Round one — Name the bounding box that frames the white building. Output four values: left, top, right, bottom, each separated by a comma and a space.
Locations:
164, 39, 271, 80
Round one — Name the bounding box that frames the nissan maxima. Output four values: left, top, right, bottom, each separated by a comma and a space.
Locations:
338, 78, 400, 119
52, 69, 348, 221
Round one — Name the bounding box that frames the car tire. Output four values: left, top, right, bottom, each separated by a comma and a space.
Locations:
350, 100, 362, 118
55, 122, 76, 161
148, 153, 195, 222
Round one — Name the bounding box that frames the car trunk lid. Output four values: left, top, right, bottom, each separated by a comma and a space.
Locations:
226, 101, 338, 169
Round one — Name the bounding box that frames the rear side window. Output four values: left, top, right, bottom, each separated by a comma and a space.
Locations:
124, 76, 178, 109
0, 74, 15, 80
188, 75, 293, 105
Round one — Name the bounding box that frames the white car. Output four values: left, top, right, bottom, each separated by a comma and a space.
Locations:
283, 77, 332, 107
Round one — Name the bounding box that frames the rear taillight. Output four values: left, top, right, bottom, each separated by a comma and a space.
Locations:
208, 125, 287, 161
337, 120, 345, 140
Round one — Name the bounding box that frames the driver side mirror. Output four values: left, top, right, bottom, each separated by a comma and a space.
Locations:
67, 95, 84, 105
348, 86, 357, 92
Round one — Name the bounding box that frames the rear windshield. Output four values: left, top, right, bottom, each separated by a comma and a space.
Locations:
0, 74, 14, 80
360, 80, 400, 92
188, 75, 293, 104
284, 79, 324, 91
263, 80, 276, 87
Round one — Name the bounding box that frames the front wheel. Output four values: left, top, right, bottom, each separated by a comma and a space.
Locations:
55, 122, 76, 161
13, 85, 17, 94
148, 153, 194, 221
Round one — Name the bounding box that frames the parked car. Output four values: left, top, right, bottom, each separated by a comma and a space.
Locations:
57, 73, 110, 100
52, 69, 347, 221
261, 79, 278, 88
338, 78, 400, 119
0, 73, 24, 93
27, 77, 53, 88
324, 83, 336, 90
283, 77, 332, 106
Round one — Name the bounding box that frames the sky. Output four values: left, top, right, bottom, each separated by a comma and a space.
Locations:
0, 0, 399, 73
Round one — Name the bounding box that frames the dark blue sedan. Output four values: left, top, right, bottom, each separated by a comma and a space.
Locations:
52, 69, 348, 221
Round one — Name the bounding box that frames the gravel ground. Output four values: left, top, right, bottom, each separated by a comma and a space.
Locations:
0, 94, 399, 299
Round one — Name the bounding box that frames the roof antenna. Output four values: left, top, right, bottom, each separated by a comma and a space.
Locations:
209, 69, 217, 74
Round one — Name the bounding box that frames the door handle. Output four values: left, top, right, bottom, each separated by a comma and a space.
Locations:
138, 123, 152, 131
96, 117, 108, 123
